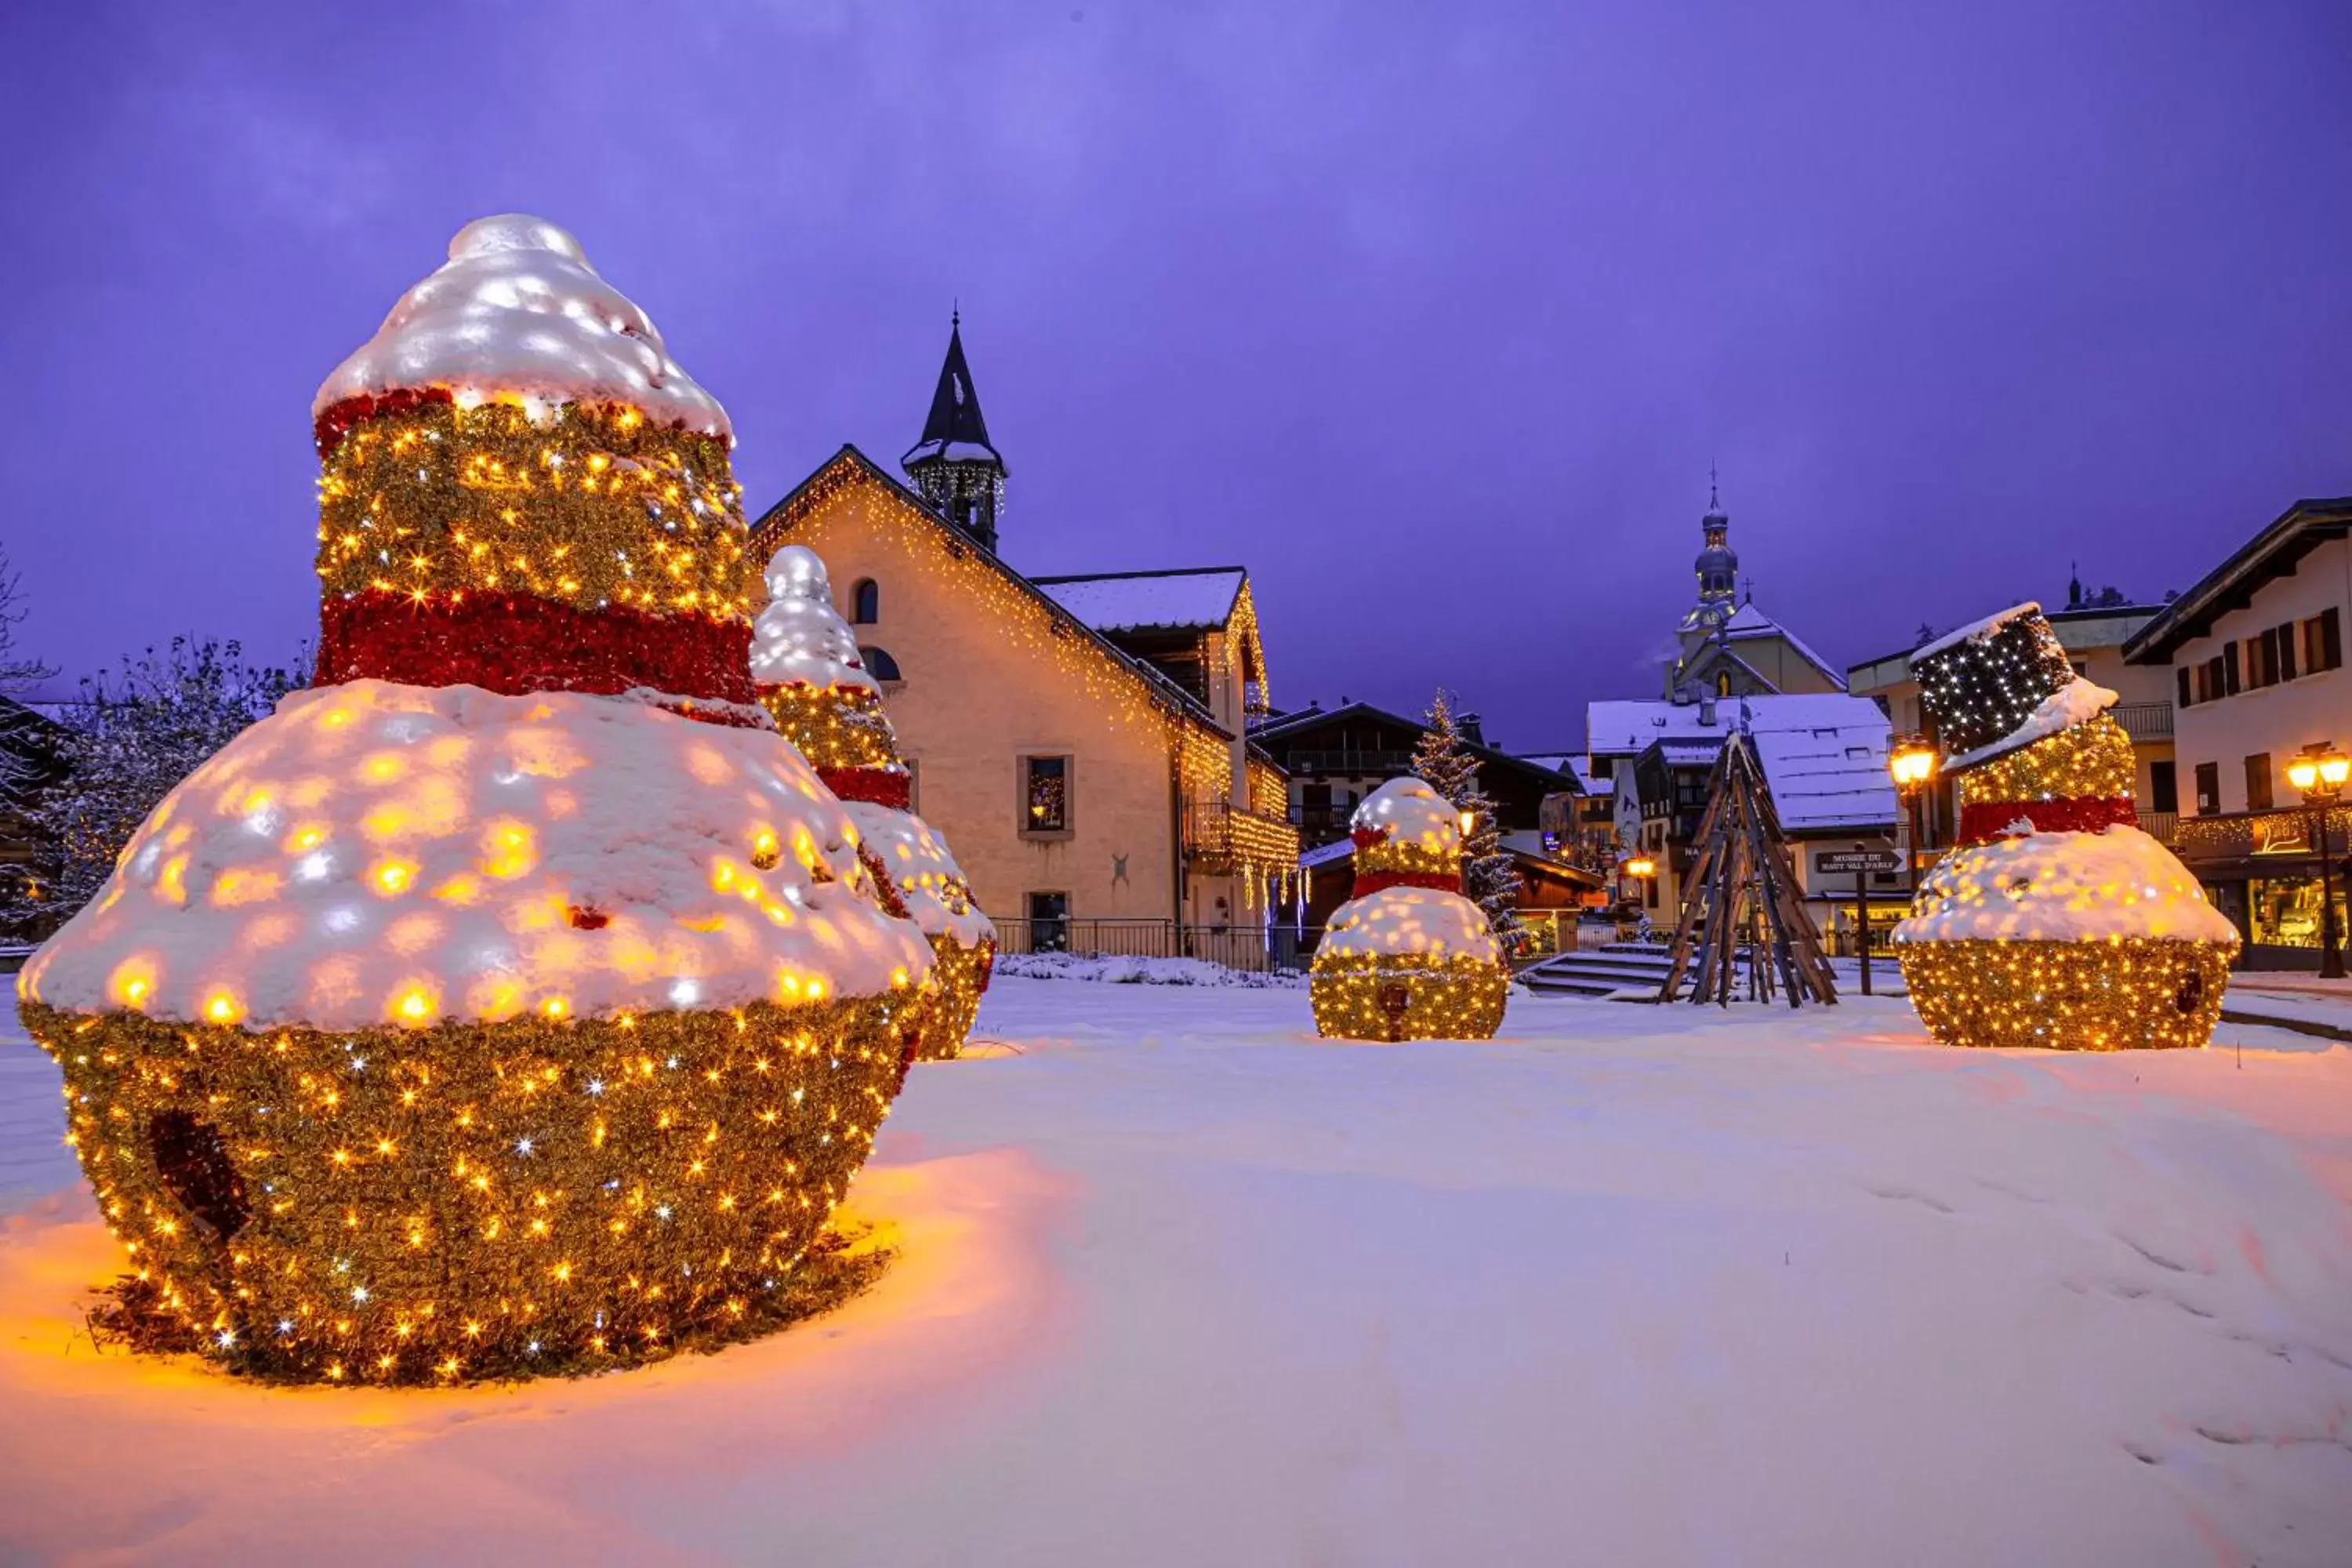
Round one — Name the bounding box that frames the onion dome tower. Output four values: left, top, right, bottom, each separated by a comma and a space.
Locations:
1685, 473, 1740, 632
900, 311, 1007, 554
16, 216, 938, 1385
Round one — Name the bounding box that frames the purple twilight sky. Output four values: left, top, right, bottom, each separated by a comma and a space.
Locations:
5, 2, 2349, 753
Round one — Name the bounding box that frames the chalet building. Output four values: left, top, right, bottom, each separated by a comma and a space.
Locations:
1847, 582, 2180, 863
748, 321, 1298, 955
1249, 700, 1602, 945
2122, 496, 2352, 967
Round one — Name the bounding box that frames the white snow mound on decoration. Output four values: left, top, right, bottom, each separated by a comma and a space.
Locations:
313, 214, 731, 438
1947, 677, 2120, 771
752, 545, 879, 694
1894, 823, 2240, 945
1350, 777, 1461, 855
19, 681, 934, 1030
1911, 600, 2042, 661
1321, 887, 1501, 962
844, 801, 996, 948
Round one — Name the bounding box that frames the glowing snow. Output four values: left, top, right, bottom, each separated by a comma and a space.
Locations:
20, 681, 932, 1029
844, 801, 995, 947
1319, 886, 1501, 961
751, 546, 879, 693
1350, 777, 1462, 855
313, 214, 731, 439
1896, 824, 2241, 945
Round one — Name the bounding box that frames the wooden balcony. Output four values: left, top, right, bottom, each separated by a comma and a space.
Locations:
1182, 797, 1301, 875
2110, 702, 2174, 742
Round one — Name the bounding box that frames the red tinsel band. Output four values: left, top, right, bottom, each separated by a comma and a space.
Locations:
857, 845, 912, 920
1351, 827, 1386, 851
1957, 796, 2140, 846
314, 387, 453, 458
1352, 869, 1463, 897
318, 590, 755, 710
819, 766, 913, 811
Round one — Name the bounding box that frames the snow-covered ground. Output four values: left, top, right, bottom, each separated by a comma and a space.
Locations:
3, 982, 2350, 1566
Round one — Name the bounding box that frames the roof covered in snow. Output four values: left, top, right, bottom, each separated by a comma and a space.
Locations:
1030, 568, 1246, 633
1595, 692, 1896, 833
1712, 602, 1848, 690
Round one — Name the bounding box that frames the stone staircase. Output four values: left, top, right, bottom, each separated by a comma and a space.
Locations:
1520, 939, 1680, 1000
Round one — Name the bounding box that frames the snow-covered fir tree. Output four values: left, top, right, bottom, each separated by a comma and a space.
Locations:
1410, 688, 1523, 949
0, 637, 298, 935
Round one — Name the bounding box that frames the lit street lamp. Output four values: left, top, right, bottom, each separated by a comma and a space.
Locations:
2285, 744, 2351, 980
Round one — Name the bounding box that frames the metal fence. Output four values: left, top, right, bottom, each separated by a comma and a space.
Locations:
991, 916, 1312, 974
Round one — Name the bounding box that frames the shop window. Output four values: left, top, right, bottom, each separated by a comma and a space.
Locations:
2303, 607, 2343, 673
1022, 755, 1070, 834
851, 579, 880, 624
2245, 753, 2274, 812
2194, 761, 2220, 816
2149, 760, 2177, 815
2250, 877, 2346, 951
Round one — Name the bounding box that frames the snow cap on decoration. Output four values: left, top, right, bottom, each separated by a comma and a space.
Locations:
1946, 677, 2119, 772
1320, 886, 1502, 962
1894, 823, 2238, 946
314, 214, 731, 439
843, 800, 993, 947
751, 546, 878, 695
1352, 777, 1462, 855
20, 681, 932, 1031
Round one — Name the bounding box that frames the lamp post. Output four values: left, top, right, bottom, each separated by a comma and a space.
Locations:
1623, 855, 1657, 928
2285, 744, 2351, 979
1884, 737, 1942, 977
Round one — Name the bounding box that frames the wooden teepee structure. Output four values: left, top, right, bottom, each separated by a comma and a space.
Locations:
1657, 733, 1838, 1008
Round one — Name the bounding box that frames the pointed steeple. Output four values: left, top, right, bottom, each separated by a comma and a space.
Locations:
1687, 468, 1738, 628
902, 312, 1007, 552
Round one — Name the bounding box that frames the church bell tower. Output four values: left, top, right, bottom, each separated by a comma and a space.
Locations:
901, 311, 1007, 554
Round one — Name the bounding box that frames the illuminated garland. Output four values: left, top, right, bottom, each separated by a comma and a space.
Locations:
1351, 869, 1464, 895
1956, 713, 2136, 805
1895, 939, 2229, 1051
1308, 953, 1509, 1042
757, 683, 900, 771
317, 397, 750, 628
27, 991, 927, 1384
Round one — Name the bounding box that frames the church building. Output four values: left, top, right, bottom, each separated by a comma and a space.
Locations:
1662, 484, 1848, 699
750, 319, 1298, 954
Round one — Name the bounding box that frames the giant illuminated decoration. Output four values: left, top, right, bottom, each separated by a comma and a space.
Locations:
17, 216, 937, 1382
1310, 777, 1508, 1040
1894, 602, 2238, 1049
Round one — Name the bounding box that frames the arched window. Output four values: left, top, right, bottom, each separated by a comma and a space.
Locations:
859, 646, 902, 683
851, 578, 880, 624
1715, 670, 1732, 698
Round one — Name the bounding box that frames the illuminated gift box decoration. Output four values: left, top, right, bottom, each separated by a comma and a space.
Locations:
1893, 603, 2238, 1049
753, 546, 995, 1059
16, 216, 938, 1383
1310, 778, 1508, 1041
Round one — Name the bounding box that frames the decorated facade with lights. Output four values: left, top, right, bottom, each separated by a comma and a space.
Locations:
16, 216, 939, 1384
1310, 778, 1508, 1040
1894, 603, 2238, 1049
747, 331, 1294, 946
753, 544, 995, 1058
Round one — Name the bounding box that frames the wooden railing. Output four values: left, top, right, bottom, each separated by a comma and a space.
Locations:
1181, 798, 1301, 870
2110, 702, 2174, 742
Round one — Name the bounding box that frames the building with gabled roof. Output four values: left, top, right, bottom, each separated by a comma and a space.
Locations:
748, 322, 1296, 954
1659, 482, 1846, 699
